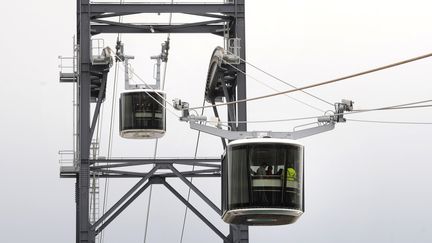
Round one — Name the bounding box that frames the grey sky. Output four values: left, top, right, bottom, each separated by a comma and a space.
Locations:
1, 0, 431, 242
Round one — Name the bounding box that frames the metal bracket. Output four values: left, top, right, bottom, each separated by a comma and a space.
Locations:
124, 55, 138, 90
335, 99, 354, 122
189, 121, 336, 140
175, 99, 353, 141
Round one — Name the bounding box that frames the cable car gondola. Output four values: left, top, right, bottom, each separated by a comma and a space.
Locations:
222, 138, 304, 225
119, 89, 166, 139
173, 48, 353, 226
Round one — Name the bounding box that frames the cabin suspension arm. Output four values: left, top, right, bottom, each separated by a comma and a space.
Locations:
173, 99, 354, 140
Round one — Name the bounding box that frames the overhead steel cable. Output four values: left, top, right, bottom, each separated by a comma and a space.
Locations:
351, 99, 432, 113
107, 47, 181, 118
219, 115, 324, 124
125, 64, 176, 110
346, 119, 432, 125
100, 2, 124, 242
142, 139, 158, 243
116, 62, 180, 118
188, 52, 432, 111
154, 4, 209, 242
143, 3, 174, 243
225, 50, 334, 106
224, 61, 326, 113
352, 99, 432, 111
121, 64, 177, 113
218, 99, 432, 124
99, 40, 119, 243
179, 99, 205, 243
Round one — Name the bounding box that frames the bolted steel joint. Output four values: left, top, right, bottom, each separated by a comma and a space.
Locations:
334, 99, 354, 123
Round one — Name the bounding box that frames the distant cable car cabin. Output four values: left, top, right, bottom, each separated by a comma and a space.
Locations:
119, 89, 166, 139
222, 138, 304, 225
118, 43, 169, 139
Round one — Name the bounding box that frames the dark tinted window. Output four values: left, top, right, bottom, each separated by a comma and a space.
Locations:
120, 91, 166, 131
226, 143, 303, 211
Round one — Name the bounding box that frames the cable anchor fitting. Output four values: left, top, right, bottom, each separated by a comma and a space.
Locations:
173, 98, 207, 122
115, 40, 125, 62
161, 39, 170, 62
335, 99, 354, 122
318, 99, 354, 123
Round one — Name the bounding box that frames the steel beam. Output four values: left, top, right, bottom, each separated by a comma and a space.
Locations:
184, 12, 232, 20
93, 11, 233, 20
90, 161, 220, 170
163, 181, 230, 243
234, 1, 247, 132
91, 166, 158, 229
93, 168, 220, 178
211, 100, 227, 149
222, 81, 237, 131
89, 77, 107, 142
229, 1, 248, 241
168, 164, 222, 215
92, 24, 225, 35
95, 181, 152, 235
291, 122, 336, 139
89, 158, 219, 164
229, 225, 249, 243
78, 0, 93, 242
62, 174, 221, 179
93, 19, 225, 30
87, 3, 239, 15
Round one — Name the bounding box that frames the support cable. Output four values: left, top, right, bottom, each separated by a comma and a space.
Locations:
217, 99, 432, 124
226, 50, 334, 106
179, 99, 205, 243
352, 99, 432, 111
224, 61, 325, 112
143, 4, 174, 243
99, 61, 120, 243
346, 119, 432, 125
351, 104, 432, 112
100, 2, 124, 242
108, 49, 180, 118
188, 52, 432, 110
142, 139, 158, 243
117, 63, 180, 118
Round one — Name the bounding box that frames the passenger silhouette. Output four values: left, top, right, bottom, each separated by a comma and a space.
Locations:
256, 165, 266, 175
276, 168, 283, 175
266, 165, 273, 175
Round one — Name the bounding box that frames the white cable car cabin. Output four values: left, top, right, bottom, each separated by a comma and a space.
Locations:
222, 138, 304, 226
119, 89, 166, 139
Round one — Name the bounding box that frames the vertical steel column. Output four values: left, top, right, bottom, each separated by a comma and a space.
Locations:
235, 0, 247, 132
229, 1, 249, 242
76, 181, 79, 243
230, 225, 249, 243
76, 2, 81, 242
77, 0, 93, 242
